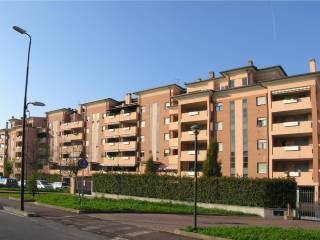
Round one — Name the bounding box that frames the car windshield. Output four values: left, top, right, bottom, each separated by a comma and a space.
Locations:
40, 180, 49, 185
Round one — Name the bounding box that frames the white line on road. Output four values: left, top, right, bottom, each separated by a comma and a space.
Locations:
124, 230, 152, 237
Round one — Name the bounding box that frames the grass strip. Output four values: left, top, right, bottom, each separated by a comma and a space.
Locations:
184, 226, 320, 240
1, 193, 254, 216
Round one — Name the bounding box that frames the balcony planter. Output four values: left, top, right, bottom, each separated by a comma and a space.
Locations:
283, 121, 299, 127
284, 146, 299, 151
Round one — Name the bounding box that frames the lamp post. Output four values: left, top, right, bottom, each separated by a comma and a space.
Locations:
13, 25, 32, 211
190, 124, 200, 230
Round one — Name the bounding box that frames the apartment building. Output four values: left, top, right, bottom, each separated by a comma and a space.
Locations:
0, 126, 9, 176
14, 59, 318, 199
4, 117, 47, 178
46, 108, 83, 178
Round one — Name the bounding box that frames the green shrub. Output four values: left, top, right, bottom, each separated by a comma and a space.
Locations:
32, 173, 61, 183
93, 173, 296, 208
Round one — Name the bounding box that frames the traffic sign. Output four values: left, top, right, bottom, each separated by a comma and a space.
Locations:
78, 159, 89, 169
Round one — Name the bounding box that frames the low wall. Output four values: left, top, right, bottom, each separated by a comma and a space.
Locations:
92, 192, 286, 218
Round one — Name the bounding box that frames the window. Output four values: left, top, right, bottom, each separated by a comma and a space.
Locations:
141, 106, 145, 113
141, 135, 145, 142
257, 163, 267, 174
257, 118, 267, 127
215, 103, 223, 112
242, 77, 248, 86
256, 96, 266, 106
165, 102, 171, 109
141, 121, 145, 128
229, 80, 235, 88
257, 139, 267, 150
140, 151, 145, 158
216, 122, 223, 131
165, 117, 170, 125
164, 133, 170, 141
164, 149, 170, 157
218, 142, 223, 152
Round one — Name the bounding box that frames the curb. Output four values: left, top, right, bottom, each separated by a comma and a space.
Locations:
3, 206, 38, 217
174, 229, 230, 240
33, 202, 82, 214
8, 197, 36, 202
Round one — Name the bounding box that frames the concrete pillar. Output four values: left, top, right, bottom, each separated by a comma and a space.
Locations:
309, 59, 317, 73
70, 177, 75, 195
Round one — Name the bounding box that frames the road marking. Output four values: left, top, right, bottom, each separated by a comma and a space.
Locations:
124, 230, 152, 237
112, 237, 129, 240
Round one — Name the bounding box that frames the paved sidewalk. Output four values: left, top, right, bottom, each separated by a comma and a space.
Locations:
88, 213, 320, 232
0, 198, 194, 240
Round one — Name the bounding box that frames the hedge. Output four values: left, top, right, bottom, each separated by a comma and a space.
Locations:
92, 173, 297, 208
32, 173, 61, 183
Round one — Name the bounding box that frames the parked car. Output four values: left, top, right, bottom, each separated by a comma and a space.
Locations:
18, 180, 26, 187
0, 178, 18, 188
36, 180, 53, 190
51, 182, 69, 190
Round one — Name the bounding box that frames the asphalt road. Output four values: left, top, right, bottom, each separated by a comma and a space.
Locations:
0, 210, 107, 240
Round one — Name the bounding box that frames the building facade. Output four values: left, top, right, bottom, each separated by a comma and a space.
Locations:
3, 59, 319, 198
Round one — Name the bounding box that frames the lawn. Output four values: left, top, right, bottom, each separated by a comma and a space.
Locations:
184, 226, 320, 240
0, 192, 253, 216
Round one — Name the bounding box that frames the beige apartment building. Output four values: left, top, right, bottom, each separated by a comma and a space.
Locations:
40, 59, 320, 199
0, 117, 47, 178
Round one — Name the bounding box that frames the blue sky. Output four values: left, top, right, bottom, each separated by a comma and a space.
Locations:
0, 1, 319, 128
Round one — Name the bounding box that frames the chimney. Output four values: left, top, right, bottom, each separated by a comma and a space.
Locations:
309, 59, 317, 73
248, 60, 254, 66
208, 71, 215, 79
125, 93, 132, 105
6, 122, 8, 129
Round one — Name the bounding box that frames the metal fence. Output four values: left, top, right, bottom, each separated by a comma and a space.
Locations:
297, 188, 320, 221
75, 177, 92, 195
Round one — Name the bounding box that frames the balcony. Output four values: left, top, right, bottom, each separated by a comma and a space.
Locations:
181, 110, 207, 122
63, 133, 83, 142
60, 121, 83, 131
271, 121, 312, 135
104, 142, 119, 151
169, 105, 178, 115
15, 146, 22, 152
120, 112, 137, 122
103, 156, 136, 167
16, 136, 22, 142
61, 145, 82, 154
180, 150, 207, 162
104, 114, 120, 124
104, 128, 119, 137
273, 171, 313, 186
0, 148, 5, 155
271, 97, 312, 113
119, 126, 137, 136
0, 138, 6, 144
181, 130, 207, 141
169, 121, 178, 131
168, 155, 179, 166
272, 145, 313, 159
169, 138, 178, 147
119, 141, 136, 150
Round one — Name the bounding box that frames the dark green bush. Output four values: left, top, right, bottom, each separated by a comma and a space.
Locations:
32, 173, 61, 183
93, 173, 296, 208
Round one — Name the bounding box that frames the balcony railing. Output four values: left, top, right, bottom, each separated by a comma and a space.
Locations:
168, 121, 178, 131
60, 121, 83, 131
181, 110, 207, 122
271, 121, 312, 135
271, 97, 312, 112
63, 133, 83, 142
181, 130, 207, 141
272, 145, 313, 159
273, 171, 313, 186
119, 141, 137, 150
180, 150, 207, 161
102, 156, 136, 167
120, 112, 137, 122
169, 138, 178, 147
119, 126, 137, 136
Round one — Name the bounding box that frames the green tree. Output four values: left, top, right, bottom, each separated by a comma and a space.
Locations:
27, 170, 39, 197
202, 139, 221, 177
4, 159, 13, 178
144, 156, 158, 174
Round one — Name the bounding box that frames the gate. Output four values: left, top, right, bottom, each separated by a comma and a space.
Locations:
298, 188, 320, 221
75, 177, 92, 195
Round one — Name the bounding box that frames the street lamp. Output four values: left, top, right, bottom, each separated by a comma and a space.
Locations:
13, 25, 32, 211
190, 124, 200, 230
